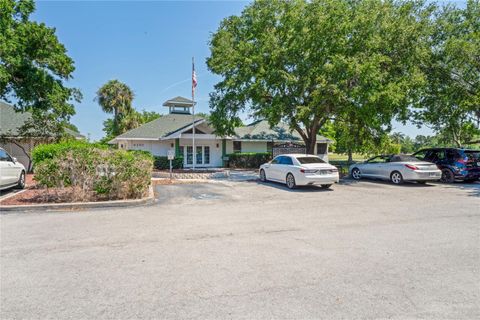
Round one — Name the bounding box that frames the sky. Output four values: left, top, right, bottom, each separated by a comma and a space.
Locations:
31, 0, 462, 141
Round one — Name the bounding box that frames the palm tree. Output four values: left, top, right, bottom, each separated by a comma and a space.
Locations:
96, 80, 134, 136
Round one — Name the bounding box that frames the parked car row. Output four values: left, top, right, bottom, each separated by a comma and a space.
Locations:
349, 148, 480, 185
0, 147, 26, 191
258, 148, 480, 189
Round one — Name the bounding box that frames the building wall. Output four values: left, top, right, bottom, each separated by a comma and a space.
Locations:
119, 140, 171, 156
225, 140, 234, 154
240, 141, 268, 153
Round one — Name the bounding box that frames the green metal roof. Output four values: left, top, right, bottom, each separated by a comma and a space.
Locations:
162, 96, 195, 107
0, 101, 84, 138
234, 120, 332, 143
113, 113, 204, 140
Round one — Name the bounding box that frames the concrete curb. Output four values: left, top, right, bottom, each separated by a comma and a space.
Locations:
0, 186, 155, 213
152, 170, 230, 180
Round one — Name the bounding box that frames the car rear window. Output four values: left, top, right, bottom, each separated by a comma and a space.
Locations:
464, 151, 480, 160
390, 155, 419, 162
297, 157, 325, 164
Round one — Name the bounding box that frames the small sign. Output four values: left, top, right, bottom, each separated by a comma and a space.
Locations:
167, 150, 175, 160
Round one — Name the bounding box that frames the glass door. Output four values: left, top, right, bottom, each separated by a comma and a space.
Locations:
186, 146, 193, 165
181, 145, 211, 166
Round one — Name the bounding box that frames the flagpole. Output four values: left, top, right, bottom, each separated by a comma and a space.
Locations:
192, 57, 196, 170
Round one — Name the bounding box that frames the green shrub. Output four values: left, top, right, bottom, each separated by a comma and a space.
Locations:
34, 143, 153, 201
32, 140, 107, 165
226, 152, 272, 168
154, 156, 184, 170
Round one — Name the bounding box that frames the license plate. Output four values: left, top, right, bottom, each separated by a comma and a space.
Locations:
429, 172, 438, 177
317, 171, 327, 175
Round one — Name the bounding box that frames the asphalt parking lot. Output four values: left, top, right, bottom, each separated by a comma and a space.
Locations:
1, 179, 479, 319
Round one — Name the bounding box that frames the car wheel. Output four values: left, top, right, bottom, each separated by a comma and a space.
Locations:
16, 171, 26, 189
286, 173, 296, 189
321, 184, 332, 189
440, 169, 455, 183
259, 169, 267, 182
390, 171, 404, 185
351, 168, 361, 180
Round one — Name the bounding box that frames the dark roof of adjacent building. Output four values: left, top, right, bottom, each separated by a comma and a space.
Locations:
112, 113, 204, 140
0, 101, 84, 138
234, 120, 332, 143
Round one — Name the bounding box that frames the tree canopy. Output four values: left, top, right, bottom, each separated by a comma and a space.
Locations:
207, 0, 432, 153
0, 0, 81, 137
414, 0, 480, 147
96, 79, 135, 137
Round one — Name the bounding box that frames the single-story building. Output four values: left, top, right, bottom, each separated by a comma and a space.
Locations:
0, 101, 84, 170
110, 96, 332, 168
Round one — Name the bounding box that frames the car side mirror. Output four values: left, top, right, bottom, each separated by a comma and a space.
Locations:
12, 157, 17, 163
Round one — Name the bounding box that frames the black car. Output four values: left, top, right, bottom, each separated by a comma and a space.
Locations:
412, 148, 480, 183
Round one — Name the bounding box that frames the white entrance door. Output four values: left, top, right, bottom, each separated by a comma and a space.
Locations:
180, 145, 210, 167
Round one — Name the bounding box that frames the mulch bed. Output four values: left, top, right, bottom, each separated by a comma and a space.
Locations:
0, 174, 135, 206
0, 188, 74, 206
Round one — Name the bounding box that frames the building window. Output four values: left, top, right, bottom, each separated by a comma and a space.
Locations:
233, 141, 242, 153
196, 146, 203, 165
204, 146, 210, 164
186, 146, 193, 165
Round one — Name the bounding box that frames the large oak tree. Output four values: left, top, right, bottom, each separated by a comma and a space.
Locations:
415, 0, 480, 147
0, 0, 81, 137
207, 0, 432, 153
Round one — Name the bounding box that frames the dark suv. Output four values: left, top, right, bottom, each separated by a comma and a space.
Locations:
412, 148, 480, 183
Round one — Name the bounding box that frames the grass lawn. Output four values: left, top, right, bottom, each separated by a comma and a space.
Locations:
328, 153, 366, 162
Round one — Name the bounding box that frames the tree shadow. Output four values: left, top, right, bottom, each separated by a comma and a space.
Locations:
339, 178, 436, 188
441, 181, 480, 197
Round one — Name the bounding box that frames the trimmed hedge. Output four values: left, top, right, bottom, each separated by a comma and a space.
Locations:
154, 156, 184, 170
226, 152, 272, 168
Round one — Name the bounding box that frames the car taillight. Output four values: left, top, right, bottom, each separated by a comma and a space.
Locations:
456, 157, 467, 164
405, 164, 418, 170
300, 169, 317, 173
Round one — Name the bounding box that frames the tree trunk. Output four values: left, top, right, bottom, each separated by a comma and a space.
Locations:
347, 149, 353, 164
113, 108, 119, 136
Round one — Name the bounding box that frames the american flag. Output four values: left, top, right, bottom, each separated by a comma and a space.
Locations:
192, 58, 197, 99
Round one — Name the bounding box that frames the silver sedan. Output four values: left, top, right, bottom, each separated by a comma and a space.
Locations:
349, 154, 442, 184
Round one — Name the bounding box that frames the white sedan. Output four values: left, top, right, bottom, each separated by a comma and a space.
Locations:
0, 147, 26, 191
259, 154, 339, 189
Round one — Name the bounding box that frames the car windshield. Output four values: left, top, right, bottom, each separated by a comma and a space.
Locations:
296, 157, 325, 164
390, 155, 419, 162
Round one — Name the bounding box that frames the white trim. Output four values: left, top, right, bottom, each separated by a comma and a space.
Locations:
161, 119, 206, 140
180, 133, 221, 140
109, 137, 160, 143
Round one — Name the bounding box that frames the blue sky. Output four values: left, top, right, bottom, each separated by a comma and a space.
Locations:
32, 0, 461, 141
